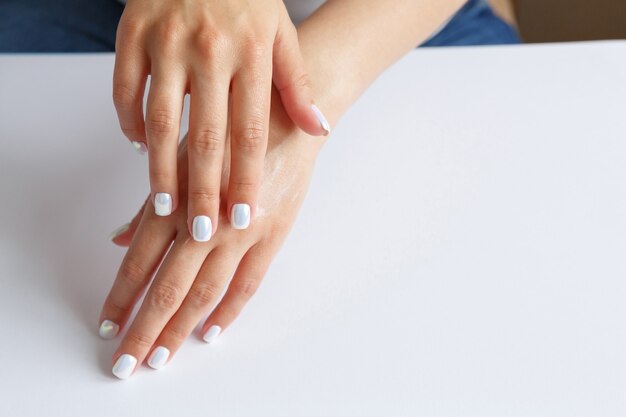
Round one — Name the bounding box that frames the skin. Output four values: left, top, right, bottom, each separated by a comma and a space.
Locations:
102, 0, 467, 376
113, 0, 329, 238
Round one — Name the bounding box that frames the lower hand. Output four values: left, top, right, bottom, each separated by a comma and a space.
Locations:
100, 93, 324, 379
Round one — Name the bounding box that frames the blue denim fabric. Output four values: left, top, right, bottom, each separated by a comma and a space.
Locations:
0, 0, 519, 52
0, 0, 123, 52
423, 0, 520, 47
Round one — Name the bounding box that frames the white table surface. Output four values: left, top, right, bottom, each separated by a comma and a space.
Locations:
1, 41, 625, 416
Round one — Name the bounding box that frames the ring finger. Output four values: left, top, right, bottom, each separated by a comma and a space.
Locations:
145, 59, 186, 217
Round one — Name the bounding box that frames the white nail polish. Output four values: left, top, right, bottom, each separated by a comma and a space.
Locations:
98, 320, 120, 340
231, 204, 250, 230
311, 104, 331, 135
154, 193, 172, 216
112, 354, 137, 380
202, 325, 221, 344
147, 346, 170, 370
192, 215, 212, 242
131, 141, 147, 155
109, 223, 130, 240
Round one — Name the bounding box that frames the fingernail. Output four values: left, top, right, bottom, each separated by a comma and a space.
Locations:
154, 193, 172, 216
131, 141, 147, 155
98, 320, 120, 340
109, 223, 130, 240
202, 325, 221, 344
147, 346, 170, 370
112, 354, 137, 380
192, 215, 212, 242
231, 204, 250, 230
311, 104, 331, 136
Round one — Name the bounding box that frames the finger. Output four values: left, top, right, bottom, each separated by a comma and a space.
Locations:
111, 235, 211, 379
200, 242, 276, 344
187, 71, 230, 242
146, 247, 241, 370
228, 50, 272, 230
109, 198, 149, 247
273, 13, 330, 136
145, 60, 186, 217
113, 20, 149, 153
98, 208, 176, 341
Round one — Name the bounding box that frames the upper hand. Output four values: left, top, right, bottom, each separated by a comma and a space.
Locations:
112, 0, 330, 242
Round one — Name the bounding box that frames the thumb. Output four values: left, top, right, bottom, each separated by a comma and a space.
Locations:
109, 198, 148, 247
273, 15, 331, 136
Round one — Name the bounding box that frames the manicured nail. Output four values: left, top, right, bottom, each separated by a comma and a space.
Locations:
131, 141, 147, 155
147, 346, 170, 370
98, 320, 119, 340
203, 325, 221, 344
192, 215, 212, 242
231, 204, 250, 230
112, 354, 137, 380
311, 104, 331, 135
154, 193, 172, 216
109, 223, 130, 240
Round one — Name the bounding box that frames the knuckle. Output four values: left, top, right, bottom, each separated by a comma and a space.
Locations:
216, 304, 239, 324
194, 28, 228, 59
234, 121, 266, 151
119, 258, 147, 286
189, 128, 224, 155
189, 188, 219, 204
163, 323, 188, 343
274, 21, 297, 50
150, 169, 174, 186
187, 282, 221, 308
146, 109, 176, 137
125, 331, 154, 348
155, 17, 183, 48
292, 72, 311, 90
103, 297, 128, 317
241, 37, 267, 62
120, 125, 143, 140
231, 278, 260, 300
277, 71, 310, 93
112, 84, 138, 111
148, 282, 181, 311
231, 176, 257, 193
117, 16, 144, 40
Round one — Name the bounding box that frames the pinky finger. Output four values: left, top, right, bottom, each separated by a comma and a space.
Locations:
200, 243, 275, 344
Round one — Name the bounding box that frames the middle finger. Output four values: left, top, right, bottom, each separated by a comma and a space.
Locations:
111, 234, 212, 379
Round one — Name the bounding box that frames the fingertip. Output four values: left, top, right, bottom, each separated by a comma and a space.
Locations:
153, 192, 176, 216
131, 140, 148, 155
310, 103, 331, 136
278, 88, 331, 137
112, 234, 133, 247
110, 223, 132, 246
230, 203, 251, 230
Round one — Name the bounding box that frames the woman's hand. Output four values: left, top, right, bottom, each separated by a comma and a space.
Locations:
100, 91, 324, 379
112, 0, 330, 242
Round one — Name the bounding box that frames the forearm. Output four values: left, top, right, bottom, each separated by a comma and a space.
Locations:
297, 0, 465, 127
